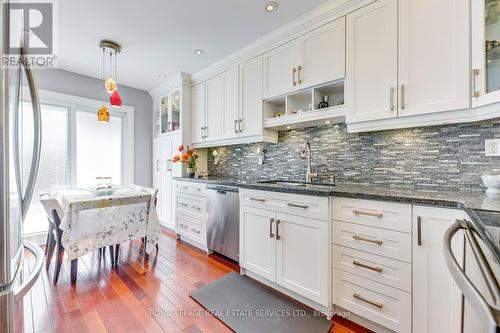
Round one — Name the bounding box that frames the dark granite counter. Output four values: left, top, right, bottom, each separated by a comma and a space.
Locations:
174, 177, 500, 261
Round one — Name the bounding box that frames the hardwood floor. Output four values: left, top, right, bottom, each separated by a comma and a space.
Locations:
22, 229, 371, 333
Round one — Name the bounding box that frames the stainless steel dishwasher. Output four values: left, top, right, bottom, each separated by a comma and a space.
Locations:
206, 185, 239, 262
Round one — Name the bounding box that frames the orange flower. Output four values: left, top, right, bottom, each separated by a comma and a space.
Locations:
178, 144, 184, 152
181, 153, 189, 161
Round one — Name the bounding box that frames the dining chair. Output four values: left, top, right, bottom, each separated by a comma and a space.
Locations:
40, 194, 114, 285
114, 185, 159, 265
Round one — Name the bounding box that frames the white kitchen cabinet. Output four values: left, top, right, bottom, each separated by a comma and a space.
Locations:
263, 18, 346, 100
240, 206, 277, 282
222, 66, 239, 139
263, 40, 298, 99
239, 189, 330, 309
297, 17, 346, 89
191, 82, 205, 144
412, 206, 465, 333
472, 0, 500, 107
239, 56, 264, 138
346, 0, 398, 123
398, 0, 469, 116
205, 75, 224, 141
276, 212, 329, 306
152, 138, 163, 218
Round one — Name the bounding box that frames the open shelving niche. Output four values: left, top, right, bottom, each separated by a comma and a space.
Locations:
263, 80, 346, 131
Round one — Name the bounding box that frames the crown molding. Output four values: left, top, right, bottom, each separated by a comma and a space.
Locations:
148, 72, 192, 98
189, 0, 373, 85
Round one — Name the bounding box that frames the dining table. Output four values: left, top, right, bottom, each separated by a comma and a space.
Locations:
53, 186, 160, 261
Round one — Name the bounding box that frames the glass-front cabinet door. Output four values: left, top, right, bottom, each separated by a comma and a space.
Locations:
473, 0, 500, 107
158, 89, 182, 134
160, 94, 170, 133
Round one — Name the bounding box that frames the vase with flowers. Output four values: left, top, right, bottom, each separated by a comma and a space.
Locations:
173, 144, 198, 178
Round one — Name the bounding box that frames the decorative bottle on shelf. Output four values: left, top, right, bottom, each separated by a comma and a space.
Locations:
317, 96, 329, 109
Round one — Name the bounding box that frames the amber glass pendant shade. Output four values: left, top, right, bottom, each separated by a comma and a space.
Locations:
110, 90, 122, 108
97, 105, 110, 123
105, 77, 117, 93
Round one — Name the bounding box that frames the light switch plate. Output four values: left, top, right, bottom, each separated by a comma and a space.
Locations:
485, 139, 500, 156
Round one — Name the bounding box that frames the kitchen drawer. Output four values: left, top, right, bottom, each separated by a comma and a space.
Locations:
333, 198, 411, 233
333, 269, 411, 333
176, 193, 207, 219
240, 189, 329, 221
175, 181, 206, 196
176, 215, 206, 246
333, 221, 411, 262
333, 245, 411, 292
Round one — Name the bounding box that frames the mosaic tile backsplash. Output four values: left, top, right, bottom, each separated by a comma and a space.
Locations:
207, 118, 500, 191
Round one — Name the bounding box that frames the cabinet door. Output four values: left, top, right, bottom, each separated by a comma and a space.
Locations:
472, 0, 500, 107
240, 206, 276, 282
221, 66, 239, 140
297, 17, 346, 89
413, 206, 465, 333
205, 75, 224, 142
191, 83, 205, 144
152, 138, 162, 218
398, 0, 469, 116
275, 213, 329, 306
263, 40, 298, 99
169, 135, 183, 228
158, 137, 172, 226
239, 56, 263, 138
346, 0, 398, 123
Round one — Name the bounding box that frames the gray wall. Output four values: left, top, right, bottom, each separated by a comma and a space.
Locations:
34, 68, 153, 186
208, 118, 500, 191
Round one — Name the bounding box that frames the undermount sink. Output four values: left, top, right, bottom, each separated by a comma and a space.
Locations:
259, 180, 336, 190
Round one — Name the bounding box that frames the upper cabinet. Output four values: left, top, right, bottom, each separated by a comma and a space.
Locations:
205, 75, 224, 142
472, 0, 500, 107
263, 17, 346, 100
346, 0, 398, 123
297, 17, 346, 90
347, 0, 470, 123
398, 0, 470, 116
239, 56, 265, 138
191, 82, 205, 145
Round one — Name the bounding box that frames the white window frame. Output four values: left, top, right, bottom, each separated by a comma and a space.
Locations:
36, 89, 135, 187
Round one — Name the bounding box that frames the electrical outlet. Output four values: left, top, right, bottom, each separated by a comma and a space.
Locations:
485, 139, 500, 157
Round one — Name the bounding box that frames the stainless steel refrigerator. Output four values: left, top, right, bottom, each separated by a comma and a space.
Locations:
0, 1, 44, 331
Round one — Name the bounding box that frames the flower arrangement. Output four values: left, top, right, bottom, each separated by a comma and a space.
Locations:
172, 145, 198, 173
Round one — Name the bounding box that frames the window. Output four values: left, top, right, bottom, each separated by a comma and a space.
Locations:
21, 90, 134, 236
76, 109, 123, 187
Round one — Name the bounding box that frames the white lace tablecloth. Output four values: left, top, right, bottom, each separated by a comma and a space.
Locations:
54, 187, 160, 260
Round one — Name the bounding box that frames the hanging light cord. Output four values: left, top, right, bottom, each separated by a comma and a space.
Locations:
101, 47, 105, 103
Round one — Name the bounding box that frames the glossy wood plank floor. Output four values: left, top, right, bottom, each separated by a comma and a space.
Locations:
23, 229, 372, 333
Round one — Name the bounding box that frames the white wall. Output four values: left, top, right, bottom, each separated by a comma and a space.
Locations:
33, 68, 153, 186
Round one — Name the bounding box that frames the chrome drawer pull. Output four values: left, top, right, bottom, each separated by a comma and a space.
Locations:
269, 218, 275, 238
179, 203, 188, 207
287, 203, 308, 209
191, 228, 201, 234
249, 197, 266, 202
353, 293, 383, 309
276, 220, 281, 240
352, 209, 383, 218
191, 205, 201, 210
352, 234, 383, 245
352, 260, 383, 272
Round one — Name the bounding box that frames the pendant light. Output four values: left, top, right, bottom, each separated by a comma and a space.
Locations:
97, 40, 122, 122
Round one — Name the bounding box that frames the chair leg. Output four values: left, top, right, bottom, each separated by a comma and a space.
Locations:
143, 237, 149, 259
45, 226, 56, 271
156, 243, 159, 252
109, 245, 115, 266
70, 259, 78, 285
53, 241, 65, 285
114, 244, 120, 266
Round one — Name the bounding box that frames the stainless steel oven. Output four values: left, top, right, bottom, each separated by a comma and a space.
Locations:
444, 216, 500, 333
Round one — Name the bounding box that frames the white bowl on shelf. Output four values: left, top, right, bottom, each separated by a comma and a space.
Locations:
482, 175, 500, 194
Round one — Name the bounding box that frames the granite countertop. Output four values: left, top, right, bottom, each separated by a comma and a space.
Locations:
174, 176, 500, 262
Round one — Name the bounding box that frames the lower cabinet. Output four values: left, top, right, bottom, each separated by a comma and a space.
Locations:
240, 197, 330, 307
412, 206, 465, 333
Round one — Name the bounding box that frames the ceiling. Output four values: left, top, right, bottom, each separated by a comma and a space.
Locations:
56, 0, 329, 91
